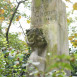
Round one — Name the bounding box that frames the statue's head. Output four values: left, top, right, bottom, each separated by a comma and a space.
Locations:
26, 28, 47, 47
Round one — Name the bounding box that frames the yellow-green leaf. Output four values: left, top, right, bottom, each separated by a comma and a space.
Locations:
27, 20, 30, 24
73, 3, 77, 10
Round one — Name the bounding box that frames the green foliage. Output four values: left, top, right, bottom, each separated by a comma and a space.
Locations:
67, 17, 74, 26
68, 33, 77, 48
0, 0, 77, 76
0, 0, 16, 22
8, 33, 26, 50
0, 32, 27, 51
45, 54, 72, 77
0, 46, 72, 77
0, 47, 31, 77
0, 34, 7, 49
70, 50, 77, 76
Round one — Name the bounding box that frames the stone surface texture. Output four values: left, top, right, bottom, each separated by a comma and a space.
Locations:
27, 0, 70, 76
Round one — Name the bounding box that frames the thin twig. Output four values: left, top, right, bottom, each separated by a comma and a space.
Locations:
19, 21, 25, 36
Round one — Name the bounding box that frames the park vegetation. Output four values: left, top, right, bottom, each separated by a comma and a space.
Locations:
0, 0, 77, 77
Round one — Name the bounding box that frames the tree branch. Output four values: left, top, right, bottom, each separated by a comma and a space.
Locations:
6, 0, 27, 46
19, 21, 25, 36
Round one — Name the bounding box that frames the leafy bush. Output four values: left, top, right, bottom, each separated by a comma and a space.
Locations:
0, 47, 31, 77
0, 32, 28, 51
8, 33, 27, 51
70, 49, 77, 76
0, 34, 7, 49
0, 46, 73, 77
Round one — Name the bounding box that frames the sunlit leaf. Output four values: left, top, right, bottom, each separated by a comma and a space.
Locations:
0, 9, 4, 14
4, 6, 8, 9
18, 32, 22, 35
65, 0, 70, 2
16, 18, 19, 21
67, 18, 70, 23
68, 36, 73, 40
16, 16, 21, 21
11, 5, 14, 9
74, 33, 77, 36
73, 3, 77, 10
66, 6, 69, 8
27, 20, 30, 24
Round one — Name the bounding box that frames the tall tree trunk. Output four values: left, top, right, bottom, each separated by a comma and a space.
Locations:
26, 0, 70, 76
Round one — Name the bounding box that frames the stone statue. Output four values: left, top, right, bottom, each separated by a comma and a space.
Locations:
26, 28, 47, 77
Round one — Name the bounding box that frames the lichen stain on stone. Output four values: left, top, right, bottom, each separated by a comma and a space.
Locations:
34, 0, 41, 7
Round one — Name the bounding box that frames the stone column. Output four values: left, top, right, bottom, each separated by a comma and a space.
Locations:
27, 0, 70, 76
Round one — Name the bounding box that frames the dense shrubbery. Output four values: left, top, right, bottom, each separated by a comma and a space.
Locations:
0, 33, 77, 77
0, 0, 77, 77
70, 49, 77, 76
0, 47, 31, 77
0, 47, 71, 77
0, 33, 75, 77
0, 34, 7, 48
0, 32, 31, 76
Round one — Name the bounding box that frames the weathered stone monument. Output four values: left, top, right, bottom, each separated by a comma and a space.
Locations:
26, 0, 70, 76
26, 28, 47, 77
